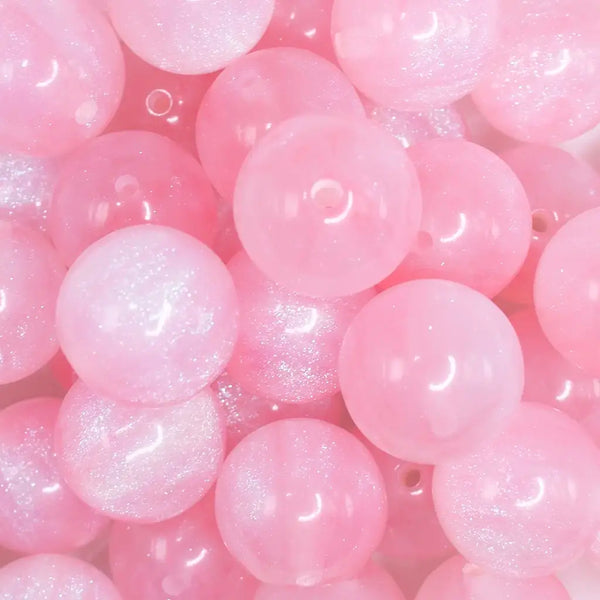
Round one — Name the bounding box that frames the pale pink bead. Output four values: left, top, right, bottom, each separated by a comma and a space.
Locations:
535, 207, 600, 375
215, 419, 388, 586
0, 554, 122, 600
0, 0, 124, 156
196, 48, 365, 201
340, 279, 524, 464
255, 562, 406, 600
499, 144, 600, 305
380, 140, 530, 298
108, 0, 274, 75
562, 120, 600, 173
0, 222, 65, 385
433, 403, 600, 577
331, 0, 499, 111
234, 115, 422, 297
227, 251, 374, 403
56, 225, 238, 406
0, 397, 108, 553
109, 494, 258, 600
49, 131, 218, 266
55, 380, 224, 523
416, 555, 571, 600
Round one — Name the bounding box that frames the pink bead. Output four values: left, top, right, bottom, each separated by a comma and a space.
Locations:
215, 418, 387, 586
255, 561, 406, 600
433, 403, 600, 577
0, 397, 108, 553
109, 494, 257, 600
416, 555, 571, 600
379, 140, 531, 298
535, 207, 600, 375
0, 0, 124, 156
49, 131, 218, 266
340, 279, 524, 464
196, 48, 365, 201
234, 115, 422, 297
227, 251, 374, 403
331, 0, 499, 111
55, 380, 224, 523
499, 144, 600, 305
0, 221, 65, 385
472, 0, 600, 143
56, 225, 238, 406
108, 0, 275, 75
0, 554, 122, 600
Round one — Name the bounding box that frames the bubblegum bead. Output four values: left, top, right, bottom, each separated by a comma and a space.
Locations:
49, 131, 218, 266
56, 225, 238, 406
433, 403, 600, 578
215, 419, 387, 586
55, 380, 224, 523
0, 222, 65, 385
234, 115, 422, 297
340, 279, 524, 464
331, 0, 499, 111
380, 140, 531, 298
196, 47, 365, 201
108, 0, 275, 75
0, 0, 124, 156
535, 207, 600, 375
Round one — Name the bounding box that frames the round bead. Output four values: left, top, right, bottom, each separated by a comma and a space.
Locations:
55, 380, 224, 523
0, 0, 124, 156
196, 47, 365, 201
215, 419, 387, 586
56, 224, 238, 406
234, 115, 422, 297
433, 403, 600, 577
340, 279, 524, 463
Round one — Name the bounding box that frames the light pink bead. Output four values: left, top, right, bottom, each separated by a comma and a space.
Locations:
433, 403, 600, 577
56, 225, 238, 406
255, 562, 406, 600
416, 555, 571, 600
499, 144, 600, 305
49, 131, 217, 266
55, 380, 224, 523
196, 48, 365, 201
0, 221, 65, 385
0, 397, 108, 554
380, 140, 530, 298
108, 0, 274, 75
234, 115, 422, 297
215, 418, 388, 586
0, 0, 124, 156
109, 494, 257, 600
331, 0, 499, 111
535, 207, 600, 375
340, 279, 523, 464
0, 554, 122, 600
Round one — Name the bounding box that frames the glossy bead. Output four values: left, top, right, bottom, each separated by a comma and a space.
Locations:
433, 403, 600, 577
0, 222, 65, 385
215, 419, 387, 586
50, 131, 218, 266
380, 140, 531, 298
234, 115, 422, 297
0, 0, 124, 156
196, 48, 365, 201
331, 0, 499, 111
109, 495, 258, 600
55, 380, 224, 523
108, 0, 275, 75
340, 279, 524, 464
535, 207, 600, 375
56, 225, 238, 406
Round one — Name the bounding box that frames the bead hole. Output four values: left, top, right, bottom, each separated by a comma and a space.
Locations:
532, 210, 549, 233
403, 468, 422, 489
146, 89, 173, 117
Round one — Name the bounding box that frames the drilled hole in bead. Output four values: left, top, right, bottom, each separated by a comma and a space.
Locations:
532, 210, 549, 233
416, 231, 433, 250
146, 89, 173, 117
403, 468, 422, 489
